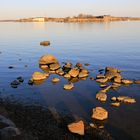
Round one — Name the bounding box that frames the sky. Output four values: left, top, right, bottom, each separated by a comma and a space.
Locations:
0, 0, 140, 19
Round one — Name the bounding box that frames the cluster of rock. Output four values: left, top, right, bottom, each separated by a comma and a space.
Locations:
10, 76, 24, 88
68, 107, 108, 135
31, 54, 89, 89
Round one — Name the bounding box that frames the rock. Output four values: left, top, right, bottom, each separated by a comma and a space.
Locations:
111, 97, 117, 101
69, 78, 79, 83
105, 67, 121, 73
96, 78, 108, 83
111, 83, 121, 88
68, 120, 84, 135
39, 54, 58, 65
64, 74, 71, 79
11, 80, 20, 86
69, 68, 79, 78
117, 96, 128, 102
40, 41, 50, 46
40, 65, 49, 69
49, 71, 56, 74
78, 71, 89, 78
84, 63, 90, 66
32, 72, 48, 81
90, 77, 94, 80
96, 75, 106, 79
96, 92, 107, 102
28, 79, 33, 85
134, 80, 140, 84
76, 63, 83, 68
49, 63, 60, 71
100, 85, 111, 93
64, 83, 74, 90
89, 123, 97, 128
113, 77, 122, 83
52, 78, 60, 83
105, 71, 122, 80
121, 79, 133, 84
92, 107, 108, 121
111, 102, 120, 107
17, 77, 24, 83
123, 98, 136, 104
8, 66, 14, 69
63, 62, 72, 70
100, 84, 107, 88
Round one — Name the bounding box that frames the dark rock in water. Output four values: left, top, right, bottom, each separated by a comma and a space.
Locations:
28, 80, 33, 85
11, 85, 18, 88
24, 65, 28, 67
18, 58, 22, 61
0, 51, 2, 54
11, 80, 20, 86
84, 63, 90, 66
17, 77, 24, 83
40, 41, 50, 46
99, 69, 104, 72
8, 66, 14, 69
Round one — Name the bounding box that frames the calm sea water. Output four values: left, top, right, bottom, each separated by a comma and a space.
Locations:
0, 21, 140, 140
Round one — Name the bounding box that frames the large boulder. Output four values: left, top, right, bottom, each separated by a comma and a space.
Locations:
32, 72, 48, 81
92, 107, 108, 121
68, 120, 84, 135
39, 54, 58, 65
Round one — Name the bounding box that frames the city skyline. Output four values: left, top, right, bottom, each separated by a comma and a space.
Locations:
0, 0, 140, 20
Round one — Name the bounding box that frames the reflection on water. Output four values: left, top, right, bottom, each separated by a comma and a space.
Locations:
0, 21, 140, 140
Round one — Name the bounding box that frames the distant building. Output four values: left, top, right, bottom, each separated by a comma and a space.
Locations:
32, 17, 45, 22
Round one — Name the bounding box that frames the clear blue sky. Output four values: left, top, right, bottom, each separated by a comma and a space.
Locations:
0, 0, 140, 19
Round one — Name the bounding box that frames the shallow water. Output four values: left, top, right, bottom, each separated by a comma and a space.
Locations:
0, 21, 140, 140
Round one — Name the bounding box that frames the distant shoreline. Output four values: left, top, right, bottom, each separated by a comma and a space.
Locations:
1, 15, 140, 23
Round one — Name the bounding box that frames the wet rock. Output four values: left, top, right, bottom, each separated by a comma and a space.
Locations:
28, 79, 33, 85
40, 41, 50, 46
96, 92, 107, 102
100, 84, 108, 88
39, 54, 58, 65
40, 65, 49, 69
49, 63, 60, 71
105, 67, 121, 73
68, 120, 84, 135
52, 78, 60, 83
111, 102, 120, 107
63, 63, 72, 72
69, 68, 79, 78
17, 77, 24, 83
100, 85, 111, 93
64, 73, 71, 79
56, 69, 64, 76
111, 97, 117, 101
117, 96, 128, 102
105, 71, 122, 80
134, 80, 140, 84
32, 72, 48, 81
76, 63, 83, 68
89, 123, 97, 128
49, 70, 56, 74
92, 107, 108, 121
84, 63, 90, 66
96, 75, 106, 79
121, 79, 133, 84
90, 77, 94, 80
123, 98, 136, 104
111, 83, 121, 88
64, 83, 74, 90
11, 85, 18, 88
8, 66, 14, 69
78, 71, 89, 78
11, 80, 20, 86
96, 78, 108, 83
113, 77, 122, 83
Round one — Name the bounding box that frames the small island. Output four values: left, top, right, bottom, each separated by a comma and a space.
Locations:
17, 14, 140, 22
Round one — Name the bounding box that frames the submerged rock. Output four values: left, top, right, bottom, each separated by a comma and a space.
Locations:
52, 78, 60, 83
11, 80, 20, 86
39, 54, 58, 65
92, 107, 108, 121
40, 41, 50, 46
68, 120, 84, 135
32, 72, 48, 81
63, 83, 74, 90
